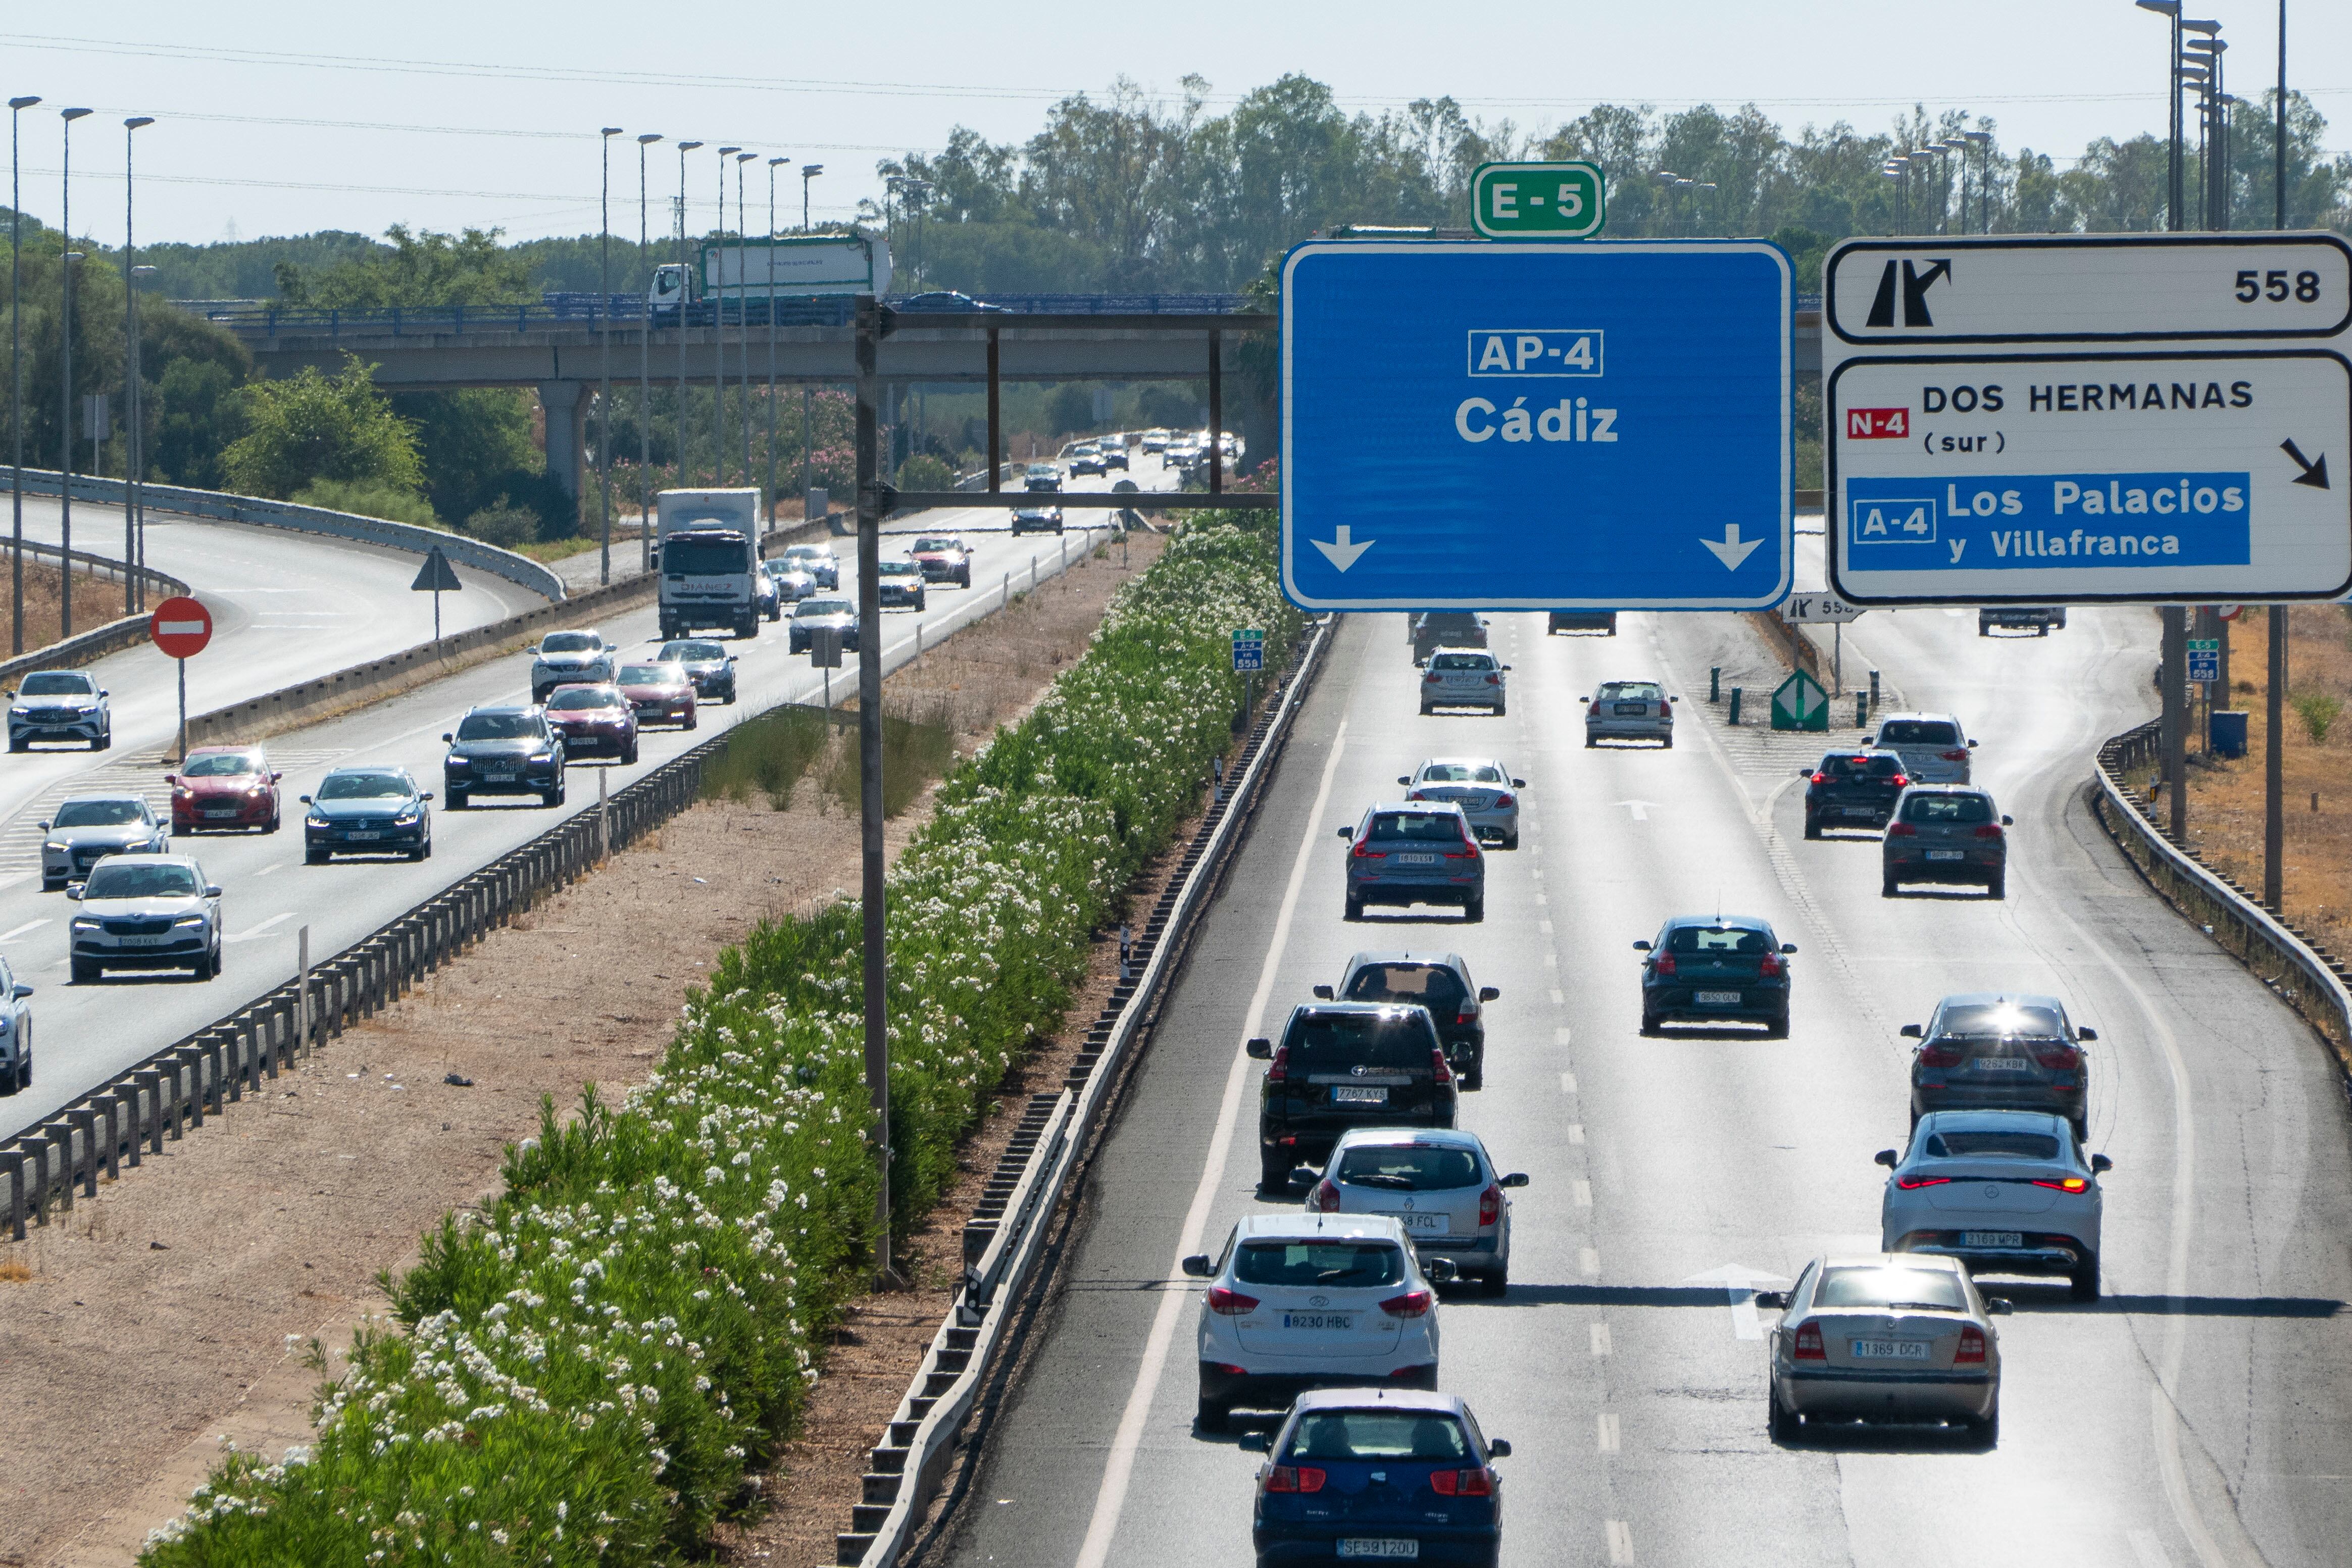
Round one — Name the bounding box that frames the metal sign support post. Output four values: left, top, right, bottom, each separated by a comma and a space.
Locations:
2162, 614, 2187, 833
986, 329, 1001, 494
297, 924, 312, 1059
2266, 604, 2286, 908
854, 295, 892, 1287
175, 656, 185, 761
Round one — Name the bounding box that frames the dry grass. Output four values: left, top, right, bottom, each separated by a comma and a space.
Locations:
3, 558, 134, 653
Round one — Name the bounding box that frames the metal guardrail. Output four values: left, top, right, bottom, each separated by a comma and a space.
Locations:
178, 293, 1261, 337
10, 469, 565, 602
837, 616, 1331, 1567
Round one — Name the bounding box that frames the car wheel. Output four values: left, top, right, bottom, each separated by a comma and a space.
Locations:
1259, 1153, 1293, 1191
267, 810, 282, 834
5, 735, 22, 753
1639, 1011, 1661, 1036
95, 728, 111, 751
1481, 1267, 1508, 1298
959, 568, 971, 587
1195, 1395, 1229, 1434
2070, 1254, 2100, 1302
1881, 875, 1899, 898
1662, 734, 1674, 749
1967, 1402, 1999, 1447
71, 959, 99, 985
1768, 1385, 1799, 1443
1500, 832, 1519, 850
1987, 872, 2007, 900
1804, 815, 1822, 840
684, 712, 699, 730
2039, 625, 2050, 637
306, 848, 330, 865
1464, 896, 1485, 924
39, 876, 60, 892
1344, 894, 1364, 921
543, 787, 564, 808
1493, 702, 1506, 717
1765, 1014, 1790, 1040
1584, 735, 1598, 748
1419, 704, 1432, 716
446, 790, 468, 811
12, 1053, 24, 1092
623, 741, 640, 765
193, 945, 220, 981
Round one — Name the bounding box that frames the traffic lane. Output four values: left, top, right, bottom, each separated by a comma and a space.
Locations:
0, 515, 1127, 1136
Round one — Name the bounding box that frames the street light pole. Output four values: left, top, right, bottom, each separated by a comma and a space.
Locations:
2137, 1, 2191, 839
2266, 0, 2289, 913
1960, 130, 1993, 232
599, 127, 621, 588
767, 156, 784, 525
58, 106, 90, 641
122, 115, 153, 617
637, 133, 661, 570
9, 94, 39, 657
675, 141, 700, 491
801, 162, 822, 234
715, 147, 738, 488
798, 164, 822, 516
737, 150, 755, 489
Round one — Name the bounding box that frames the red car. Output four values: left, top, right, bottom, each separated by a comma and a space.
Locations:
544, 682, 639, 763
614, 661, 698, 731
167, 745, 283, 833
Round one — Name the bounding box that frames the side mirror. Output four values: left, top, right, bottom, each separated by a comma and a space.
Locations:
1180, 1254, 1214, 1278
1335, 827, 1355, 840
1397, 776, 1412, 787
727, 655, 739, 663
1874, 1148, 1898, 1168
442, 733, 455, 744
2077, 1027, 2097, 1041
272, 772, 284, 782
1752, 1290, 1789, 1311
204, 885, 223, 899
1969, 738, 1980, 747
1781, 943, 1798, 954
1424, 1258, 1459, 1283
1237, 1431, 1271, 1453
64, 885, 81, 901
2090, 1153, 2113, 1173
526, 645, 539, 655
1985, 1297, 2014, 1315
1899, 1023, 1923, 1039
98, 689, 108, 698
1502, 664, 1513, 671
1632, 939, 1652, 952
298, 795, 313, 805
1511, 778, 1526, 789
1577, 695, 1589, 703
1670, 695, 1681, 702
34, 821, 46, 832
1479, 986, 1499, 1002
1486, 1438, 1512, 1458
1245, 1037, 1274, 1060
8, 984, 27, 1000
163, 774, 177, 785
1500, 1172, 1529, 1188
1311, 985, 1334, 1000
1798, 766, 1813, 777
421, 792, 435, 803
2001, 815, 2014, 827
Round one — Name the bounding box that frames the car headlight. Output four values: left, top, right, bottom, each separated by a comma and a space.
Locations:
7, 706, 24, 716
529, 751, 555, 764
43, 841, 64, 852
307, 813, 330, 828
445, 754, 471, 767
172, 914, 206, 928
394, 807, 420, 824
71, 918, 99, 932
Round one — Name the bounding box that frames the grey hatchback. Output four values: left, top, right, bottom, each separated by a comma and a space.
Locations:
1882, 785, 2011, 899
1905, 992, 2096, 1136
1339, 802, 1485, 923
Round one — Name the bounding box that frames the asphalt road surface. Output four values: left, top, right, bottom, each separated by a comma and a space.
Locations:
940, 598, 2352, 1568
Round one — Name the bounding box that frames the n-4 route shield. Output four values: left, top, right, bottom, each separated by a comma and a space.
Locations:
1280, 239, 1792, 612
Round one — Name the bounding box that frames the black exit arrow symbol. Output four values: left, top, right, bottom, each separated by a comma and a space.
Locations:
2282, 438, 2331, 490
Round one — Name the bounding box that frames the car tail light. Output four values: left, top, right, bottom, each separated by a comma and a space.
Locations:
1793, 1321, 1826, 1361
1891, 774, 1910, 787
1380, 1289, 1433, 1319
1206, 1286, 1260, 1316
1444, 837, 1480, 859
1894, 1173, 1951, 1189
2033, 1042, 2081, 1070
1810, 772, 1829, 785
1478, 1183, 1502, 1226
1491, 792, 1515, 808
1456, 1005, 1477, 1024
1587, 701, 1603, 716
1941, 749, 1970, 762
1407, 790, 1427, 801
1653, 952, 1677, 977
1918, 1041, 1963, 1067
1266, 1046, 1290, 1084
1954, 1325, 1987, 1364
1974, 824, 2004, 839
1758, 953, 1783, 978
1263, 1465, 1326, 1493
1352, 839, 1377, 857
1430, 1048, 1454, 1086
1426, 672, 1442, 684
1308, 1179, 1341, 1212
1886, 822, 1917, 837
1484, 674, 1500, 685
2032, 1175, 2090, 1193
1430, 1468, 1495, 1497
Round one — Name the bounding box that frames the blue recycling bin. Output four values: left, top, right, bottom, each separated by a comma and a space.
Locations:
2210, 710, 2248, 758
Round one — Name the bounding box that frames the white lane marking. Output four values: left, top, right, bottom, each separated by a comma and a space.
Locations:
1559, 1072, 1578, 1095
1572, 1179, 1592, 1207
1543, 951, 1557, 969
1554, 1026, 1572, 1045
2129, 1530, 2176, 1568
1567, 1123, 1586, 1145
1533, 891, 1546, 906
1616, 799, 1659, 822
1590, 1322, 1611, 1355
1073, 720, 1351, 1568
1549, 989, 1564, 1005
1581, 1247, 1600, 1275
254, 862, 285, 877
1681, 1263, 1789, 1341
1596, 1411, 1621, 1452
1607, 1519, 1636, 1564
0, 918, 48, 942
227, 912, 293, 943
1538, 919, 1554, 934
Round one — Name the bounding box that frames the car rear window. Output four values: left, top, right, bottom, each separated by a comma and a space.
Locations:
1367, 813, 1464, 844
1815, 1268, 1970, 1311
1285, 1012, 1438, 1070
1665, 925, 1772, 955
1922, 1130, 2062, 1160
1428, 652, 1493, 671
1934, 1002, 2065, 1039
1879, 720, 1960, 746
1287, 1411, 1471, 1462
1901, 793, 1993, 824
1418, 614, 1481, 634
1820, 754, 1904, 779
1599, 682, 1663, 700
1233, 1241, 1406, 1289
1343, 964, 1466, 1008
1417, 763, 1505, 783
1336, 1144, 1482, 1191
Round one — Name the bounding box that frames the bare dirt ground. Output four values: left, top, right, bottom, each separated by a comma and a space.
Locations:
0, 531, 1163, 1568
3, 562, 136, 659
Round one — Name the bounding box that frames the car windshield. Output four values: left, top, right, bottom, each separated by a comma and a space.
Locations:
1284, 1012, 1436, 1070
1367, 813, 1463, 844
1025, 464, 1056, 476
1429, 653, 1493, 672
1815, 1267, 1970, 1312
318, 773, 412, 800
1599, 682, 1664, 700
913, 538, 957, 552
54, 799, 145, 827
617, 664, 681, 685
1820, 754, 1904, 779
540, 633, 597, 654
1417, 764, 1505, 783
1666, 925, 1773, 955
82, 862, 199, 899
1233, 1241, 1407, 1289
1336, 1144, 1482, 1191
878, 562, 919, 576
1922, 1129, 2063, 1160
19, 673, 93, 696
1287, 1411, 1472, 1463
1880, 720, 1961, 746
660, 641, 726, 662
1343, 964, 1466, 1008
1935, 1002, 2066, 1039
182, 752, 261, 778
1903, 793, 1994, 824
796, 599, 852, 618
457, 713, 540, 741
548, 688, 621, 710
666, 537, 749, 576
784, 547, 827, 563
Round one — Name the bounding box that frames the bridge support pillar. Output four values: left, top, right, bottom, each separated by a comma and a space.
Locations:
538, 380, 586, 519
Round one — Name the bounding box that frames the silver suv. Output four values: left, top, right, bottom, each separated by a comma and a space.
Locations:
1870, 712, 1976, 784
1419, 649, 1508, 717
529, 630, 615, 704
1398, 758, 1523, 848
1583, 680, 1677, 747
8, 669, 111, 751
68, 853, 223, 983
41, 794, 169, 891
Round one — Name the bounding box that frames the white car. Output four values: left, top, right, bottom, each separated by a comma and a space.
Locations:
1583, 680, 1677, 747
529, 630, 615, 704
1756, 1252, 2010, 1444
1879, 1109, 2109, 1301
1307, 1128, 1526, 1295
0, 951, 33, 1094
67, 853, 223, 983
781, 543, 839, 589
1140, 427, 1172, 452
1398, 758, 1523, 848
1420, 649, 1508, 717
1869, 712, 1976, 784
1182, 1213, 1453, 1432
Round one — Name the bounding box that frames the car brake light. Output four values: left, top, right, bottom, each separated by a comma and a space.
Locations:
1758, 953, 1783, 978
1430, 1468, 1494, 1497
1918, 1041, 1963, 1067
1793, 1321, 1826, 1360
1443, 836, 1479, 859
1263, 1465, 1326, 1493
1954, 1325, 1987, 1364
1886, 822, 1917, 837
1588, 701, 1602, 716
1891, 774, 1910, 787
2032, 1176, 2090, 1193
1491, 792, 1515, 808
1266, 1045, 1289, 1084
1425, 672, 1442, 684
1653, 952, 1677, 977
1974, 824, 2004, 839
1308, 1179, 1341, 1212
1456, 1005, 1477, 1024
1479, 1183, 1501, 1226
1430, 1048, 1454, 1086
2032, 1042, 2081, 1070
1353, 839, 1377, 857
1206, 1286, 1260, 1316
1810, 772, 1829, 785
1380, 1289, 1432, 1318
1484, 674, 1500, 685
1407, 790, 1427, 801
1894, 1173, 1951, 1189
1941, 749, 1969, 762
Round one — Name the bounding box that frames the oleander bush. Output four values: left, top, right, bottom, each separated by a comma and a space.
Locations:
140, 516, 1298, 1566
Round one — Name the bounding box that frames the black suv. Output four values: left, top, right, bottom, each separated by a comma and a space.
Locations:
1800, 751, 1911, 837
1636, 916, 1796, 1037
1248, 1003, 1458, 1190
1313, 952, 1497, 1089
1410, 612, 1488, 664
1905, 991, 2096, 1136
442, 705, 566, 809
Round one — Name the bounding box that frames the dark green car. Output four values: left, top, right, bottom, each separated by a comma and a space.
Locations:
1635, 916, 1796, 1037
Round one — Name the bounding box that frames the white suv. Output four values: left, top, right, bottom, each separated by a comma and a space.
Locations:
1182, 1213, 1453, 1431
1307, 1128, 1527, 1295
529, 630, 615, 704
1869, 712, 1976, 784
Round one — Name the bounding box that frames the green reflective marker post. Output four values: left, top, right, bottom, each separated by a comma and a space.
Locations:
1470, 162, 1606, 240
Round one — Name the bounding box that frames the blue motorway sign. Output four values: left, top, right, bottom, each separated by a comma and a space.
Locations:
1280, 240, 1792, 611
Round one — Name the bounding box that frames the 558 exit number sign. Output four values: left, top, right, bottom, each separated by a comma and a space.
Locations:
1470, 162, 1605, 240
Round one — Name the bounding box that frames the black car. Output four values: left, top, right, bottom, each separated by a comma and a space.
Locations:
875, 560, 928, 610
1010, 505, 1065, 536
1248, 1002, 1459, 1190
1099, 440, 1129, 471
1410, 612, 1488, 664
1905, 991, 2095, 1136
1979, 606, 2066, 636
1801, 751, 1911, 837
1314, 951, 1497, 1089
786, 598, 861, 655
657, 638, 739, 703
1067, 445, 1108, 477
441, 706, 566, 810
1546, 611, 1618, 635
302, 767, 433, 863
1635, 916, 1795, 1037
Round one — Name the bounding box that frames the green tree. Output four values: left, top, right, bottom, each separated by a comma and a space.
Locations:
220, 356, 423, 499
274, 224, 533, 308
149, 358, 247, 489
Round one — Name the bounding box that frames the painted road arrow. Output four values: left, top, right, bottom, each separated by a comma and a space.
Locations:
1680, 1262, 1792, 1340
1311, 525, 1377, 572
2283, 438, 2332, 490
1700, 523, 1764, 571
1616, 800, 1661, 822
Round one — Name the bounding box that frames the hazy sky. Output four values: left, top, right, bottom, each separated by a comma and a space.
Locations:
3, 1, 2344, 255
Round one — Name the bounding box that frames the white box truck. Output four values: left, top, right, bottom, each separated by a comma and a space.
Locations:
654, 488, 763, 640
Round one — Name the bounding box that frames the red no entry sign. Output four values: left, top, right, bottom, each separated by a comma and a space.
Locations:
151, 596, 213, 659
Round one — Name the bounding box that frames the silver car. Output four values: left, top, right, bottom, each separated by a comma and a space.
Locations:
1869, 712, 1976, 784
1882, 784, 2010, 899
781, 543, 839, 589
1306, 1127, 1527, 1295
1583, 680, 1677, 747
68, 852, 224, 983
529, 630, 615, 705
41, 794, 169, 891
1756, 1252, 2010, 1444
0, 952, 33, 1094
1399, 758, 1524, 848
1419, 649, 1508, 716
8, 669, 112, 751
763, 561, 817, 602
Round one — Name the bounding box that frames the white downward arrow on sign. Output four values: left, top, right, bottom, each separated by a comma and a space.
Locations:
1681, 1262, 1791, 1340
1311, 525, 1376, 572
1700, 523, 1764, 571
1616, 800, 1660, 822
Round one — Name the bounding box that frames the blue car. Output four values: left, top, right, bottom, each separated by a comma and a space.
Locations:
302, 767, 433, 864
1245, 1388, 1508, 1567
1635, 914, 1795, 1037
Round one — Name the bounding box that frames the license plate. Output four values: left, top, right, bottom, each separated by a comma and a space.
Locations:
1382, 1211, 1449, 1233
483, 771, 517, 783
1332, 1086, 1387, 1105
1615, 702, 1649, 715
1695, 990, 1741, 1005
1962, 1231, 2024, 1248
1396, 852, 1438, 865
1926, 849, 1966, 862
115, 934, 172, 947
345, 830, 382, 841
1975, 1057, 2031, 1071
1850, 1339, 1932, 1360
1338, 1543, 1419, 1560
203, 808, 240, 819
1282, 1312, 1356, 1331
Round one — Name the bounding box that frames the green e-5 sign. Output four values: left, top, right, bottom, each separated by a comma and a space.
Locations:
1470, 162, 1606, 240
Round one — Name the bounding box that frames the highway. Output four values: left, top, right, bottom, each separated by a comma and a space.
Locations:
0, 467, 1168, 1139
939, 597, 2352, 1567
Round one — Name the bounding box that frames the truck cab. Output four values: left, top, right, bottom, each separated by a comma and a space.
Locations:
654, 488, 763, 640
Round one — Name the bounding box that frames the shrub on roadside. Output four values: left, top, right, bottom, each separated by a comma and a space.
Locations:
289, 477, 438, 527
461, 498, 539, 550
